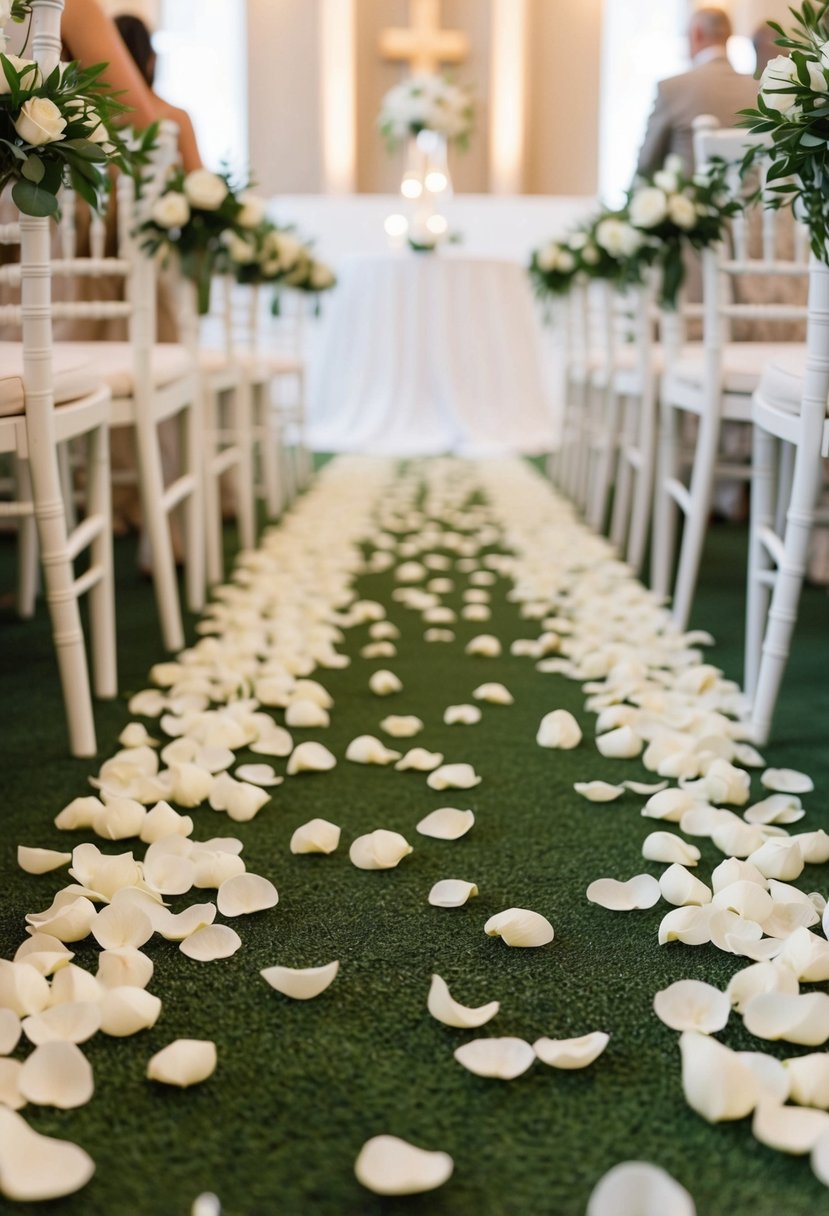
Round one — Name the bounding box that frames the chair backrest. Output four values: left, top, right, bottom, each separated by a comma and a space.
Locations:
693, 115, 810, 347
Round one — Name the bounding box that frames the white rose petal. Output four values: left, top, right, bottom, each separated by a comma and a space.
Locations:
285, 699, 330, 729
586, 1161, 696, 1216
428, 879, 478, 907
745, 794, 805, 826
96, 948, 154, 990
139, 802, 193, 843
454, 1036, 535, 1079
90, 903, 153, 951
416, 808, 475, 840
574, 781, 625, 802
536, 709, 582, 749
233, 764, 282, 788
17, 847, 71, 875
533, 1031, 609, 1069
642, 832, 701, 866
99, 987, 162, 1036
0, 962, 50, 1016
18, 1042, 93, 1109
444, 704, 482, 726
183, 168, 228, 210
0, 1108, 95, 1200
0, 1009, 21, 1055
587, 875, 661, 911
743, 991, 829, 1046
345, 735, 401, 765
658, 864, 712, 908
658, 905, 714, 946
472, 683, 513, 705
427, 974, 499, 1028
260, 961, 339, 1000
349, 830, 412, 870
747, 838, 804, 882
354, 1134, 453, 1196
761, 767, 814, 794
484, 908, 554, 947
48, 964, 102, 1007
727, 961, 799, 1014
786, 1053, 829, 1108
22, 1002, 101, 1046
0, 1058, 24, 1109
596, 726, 643, 759
395, 748, 444, 772
680, 1030, 760, 1121
465, 634, 501, 657
380, 715, 424, 738
653, 980, 730, 1033
290, 818, 341, 855
147, 1039, 217, 1087
753, 1100, 829, 1154
368, 670, 403, 696
286, 742, 337, 775
179, 925, 242, 962
427, 763, 481, 790
216, 873, 278, 917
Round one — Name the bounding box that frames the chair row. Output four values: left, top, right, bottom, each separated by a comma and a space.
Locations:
1, 112, 310, 756
549, 116, 829, 746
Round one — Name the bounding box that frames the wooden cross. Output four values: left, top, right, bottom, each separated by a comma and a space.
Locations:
379, 0, 468, 75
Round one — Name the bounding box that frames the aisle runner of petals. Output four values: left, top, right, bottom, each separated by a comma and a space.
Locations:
1, 456, 827, 1213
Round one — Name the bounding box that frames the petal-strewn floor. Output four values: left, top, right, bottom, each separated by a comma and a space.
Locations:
1, 456, 828, 1216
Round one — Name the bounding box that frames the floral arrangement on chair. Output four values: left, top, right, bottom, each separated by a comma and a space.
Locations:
741, 0, 829, 261
139, 167, 252, 313
378, 74, 474, 151
529, 216, 634, 299
225, 219, 336, 313
0, 3, 137, 217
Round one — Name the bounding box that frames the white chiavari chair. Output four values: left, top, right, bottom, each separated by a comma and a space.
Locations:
0, 0, 116, 757
651, 115, 809, 630
49, 120, 204, 652
744, 255, 829, 743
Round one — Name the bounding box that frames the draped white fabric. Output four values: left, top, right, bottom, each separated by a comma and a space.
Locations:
308, 253, 555, 455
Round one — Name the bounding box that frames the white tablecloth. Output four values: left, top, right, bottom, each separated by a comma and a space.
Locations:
308, 253, 555, 456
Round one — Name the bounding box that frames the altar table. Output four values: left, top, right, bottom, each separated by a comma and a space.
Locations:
308, 253, 555, 456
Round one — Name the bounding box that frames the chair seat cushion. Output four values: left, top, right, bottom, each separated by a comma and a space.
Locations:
0, 342, 103, 418
668, 342, 804, 395
56, 342, 194, 398
755, 349, 813, 414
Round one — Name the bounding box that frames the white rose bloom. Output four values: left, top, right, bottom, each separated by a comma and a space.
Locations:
536, 243, 561, 273
596, 217, 642, 258
273, 233, 303, 271
760, 55, 800, 113
0, 54, 39, 95
14, 96, 66, 146
237, 192, 267, 228
664, 153, 685, 175
309, 262, 335, 290
183, 169, 228, 211
630, 186, 669, 229
654, 169, 679, 194
227, 233, 257, 264
667, 192, 698, 230
808, 60, 828, 93
582, 243, 600, 265
151, 191, 190, 229
568, 232, 588, 250
556, 249, 576, 273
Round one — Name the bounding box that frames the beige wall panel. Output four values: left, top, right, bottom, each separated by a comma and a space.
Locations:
247, 0, 323, 194
355, 0, 491, 194
525, 0, 602, 195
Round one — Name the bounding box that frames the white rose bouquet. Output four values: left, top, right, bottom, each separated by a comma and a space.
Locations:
623, 154, 741, 306
529, 214, 638, 301
0, 38, 136, 216
741, 2, 829, 260
227, 218, 336, 314
139, 165, 248, 313
378, 73, 474, 151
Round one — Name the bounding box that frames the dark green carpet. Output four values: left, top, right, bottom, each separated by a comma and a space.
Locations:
0, 481, 827, 1216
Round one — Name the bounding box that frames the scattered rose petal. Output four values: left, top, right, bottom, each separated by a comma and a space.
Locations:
533, 1031, 609, 1069
285, 699, 330, 729
416, 808, 475, 840
345, 735, 401, 765
368, 670, 402, 696
586, 1161, 696, 1216
290, 818, 341, 855
427, 763, 482, 790
216, 873, 278, 917
752, 1100, 829, 1154
587, 875, 660, 911
536, 710, 582, 749
147, 1039, 217, 1087
428, 879, 478, 907
596, 726, 643, 759
260, 961, 339, 1000
179, 925, 242, 962
427, 974, 499, 1028
726, 961, 800, 1014
484, 908, 554, 947
0, 1107, 95, 1200
354, 1134, 453, 1196
0, 1009, 21, 1055
761, 768, 814, 794
349, 830, 413, 870
96, 948, 155, 990
743, 992, 829, 1046
465, 635, 501, 657
286, 742, 337, 775
380, 715, 424, 738
454, 1036, 535, 1079
99, 987, 162, 1035
0, 1059, 23, 1109
472, 683, 513, 705
786, 1053, 829, 1108
18, 1042, 93, 1109
17, 847, 71, 875
395, 748, 444, 772
642, 832, 701, 866
658, 864, 712, 908
234, 764, 282, 787
653, 980, 730, 1033
444, 704, 482, 726
680, 1030, 759, 1121
22, 1002, 101, 1046
574, 781, 625, 802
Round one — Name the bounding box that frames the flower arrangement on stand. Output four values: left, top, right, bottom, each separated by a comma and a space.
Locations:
139, 167, 253, 313
741, 0, 829, 260
378, 73, 474, 254
0, 5, 139, 216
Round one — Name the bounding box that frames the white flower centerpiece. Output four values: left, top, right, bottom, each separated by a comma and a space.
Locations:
378, 74, 474, 253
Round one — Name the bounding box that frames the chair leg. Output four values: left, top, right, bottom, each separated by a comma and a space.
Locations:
587, 385, 619, 533
134, 407, 185, 653
85, 422, 117, 699
750, 440, 824, 745
609, 393, 635, 552
651, 398, 680, 598
202, 385, 225, 588
744, 424, 777, 699
181, 392, 205, 614
257, 382, 284, 518
671, 411, 721, 630
233, 379, 256, 551
627, 376, 658, 576
14, 455, 38, 618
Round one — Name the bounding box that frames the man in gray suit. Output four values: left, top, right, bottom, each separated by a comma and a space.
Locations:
636, 7, 757, 178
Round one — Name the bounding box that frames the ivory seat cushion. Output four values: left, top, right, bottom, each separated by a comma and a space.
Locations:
0, 342, 103, 418
56, 342, 194, 398
667, 342, 806, 396
755, 349, 820, 415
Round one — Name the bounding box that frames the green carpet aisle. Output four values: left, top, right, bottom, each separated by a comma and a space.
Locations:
0, 458, 827, 1216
